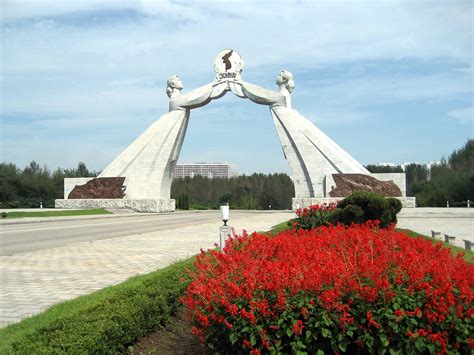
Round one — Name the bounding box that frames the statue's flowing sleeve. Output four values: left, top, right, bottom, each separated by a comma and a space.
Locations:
171, 84, 215, 110
240, 81, 286, 107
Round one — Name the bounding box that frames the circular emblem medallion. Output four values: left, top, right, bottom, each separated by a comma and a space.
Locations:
213, 49, 244, 81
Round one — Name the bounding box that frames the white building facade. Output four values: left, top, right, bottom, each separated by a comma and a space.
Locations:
173, 163, 233, 179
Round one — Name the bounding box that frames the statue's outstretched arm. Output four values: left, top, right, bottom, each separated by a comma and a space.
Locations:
174, 83, 215, 110
240, 81, 286, 107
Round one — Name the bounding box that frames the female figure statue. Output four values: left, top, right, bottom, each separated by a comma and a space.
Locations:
99, 76, 217, 202
238, 69, 368, 199
166, 75, 183, 100
276, 70, 295, 109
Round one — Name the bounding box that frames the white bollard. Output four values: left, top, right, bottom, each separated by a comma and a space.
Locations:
219, 225, 232, 251
219, 204, 230, 251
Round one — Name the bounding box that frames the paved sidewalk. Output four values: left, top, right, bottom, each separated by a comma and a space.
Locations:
0, 212, 291, 328
397, 208, 473, 248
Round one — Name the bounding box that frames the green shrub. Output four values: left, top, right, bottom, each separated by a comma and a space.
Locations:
1, 212, 7, 218
0, 257, 195, 354
337, 191, 399, 228
387, 197, 403, 223
338, 204, 364, 225
294, 192, 403, 230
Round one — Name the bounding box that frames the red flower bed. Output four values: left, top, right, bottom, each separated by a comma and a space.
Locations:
294, 202, 337, 230
183, 223, 474, 353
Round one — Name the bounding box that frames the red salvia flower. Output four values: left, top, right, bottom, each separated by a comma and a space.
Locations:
183, 222, 474, 353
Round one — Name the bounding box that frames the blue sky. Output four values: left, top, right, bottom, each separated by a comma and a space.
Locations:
1, 0, 472, 174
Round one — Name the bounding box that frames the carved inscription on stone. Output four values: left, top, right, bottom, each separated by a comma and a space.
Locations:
329, 174, 402, 197
68, 177, 126, 199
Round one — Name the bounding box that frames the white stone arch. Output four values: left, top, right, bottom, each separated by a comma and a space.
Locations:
57, 50, 411, 212
98, 73, 368, 203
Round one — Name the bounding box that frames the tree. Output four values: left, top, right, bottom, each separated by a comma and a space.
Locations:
412, 139, 473, 206
449, 139, 474, 173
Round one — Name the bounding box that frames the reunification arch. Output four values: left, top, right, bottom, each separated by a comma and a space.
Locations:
57, 49, 410, 212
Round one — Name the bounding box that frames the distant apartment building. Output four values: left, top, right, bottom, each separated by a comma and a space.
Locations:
375, 162, 399, 168
373, 161, 440, 171
173, 163, 234, 179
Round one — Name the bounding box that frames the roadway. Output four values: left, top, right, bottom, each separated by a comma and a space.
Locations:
1, 208, 473, 255
0, 210, 286, 256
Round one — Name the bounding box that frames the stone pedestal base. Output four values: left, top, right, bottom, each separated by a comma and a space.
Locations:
55, 199, 175, 213
292, 197, 416, 211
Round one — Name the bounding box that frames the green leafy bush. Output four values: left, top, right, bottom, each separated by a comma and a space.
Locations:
337, 191, 392, 227
387, 197, 403, 223
0, 257, 195, 354
1, 212, 7, 218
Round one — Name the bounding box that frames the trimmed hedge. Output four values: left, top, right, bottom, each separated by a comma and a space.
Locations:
0, 257, 195, 354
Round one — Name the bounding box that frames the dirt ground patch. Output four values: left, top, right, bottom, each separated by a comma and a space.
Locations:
128, 311, 204, 355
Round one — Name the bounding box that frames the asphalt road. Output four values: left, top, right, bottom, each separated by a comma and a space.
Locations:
0, 210, 268, 256
2, 207, 472, 256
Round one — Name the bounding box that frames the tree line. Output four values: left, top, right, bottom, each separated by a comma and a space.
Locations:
366, 139, 473, 207
0, 162, 98, 208
171, 173, 295, 210
1, 140, 471, 209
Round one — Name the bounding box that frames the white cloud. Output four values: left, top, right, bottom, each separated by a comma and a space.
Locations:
448, 107, 474, 125
299, 70, 472, 110
1, 0, 472, 171
1, 0, 135, 21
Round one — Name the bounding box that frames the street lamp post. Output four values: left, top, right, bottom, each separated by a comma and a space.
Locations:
219, 203, 231, 251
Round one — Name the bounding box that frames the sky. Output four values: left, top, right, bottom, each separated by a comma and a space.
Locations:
1, 0, 473, 175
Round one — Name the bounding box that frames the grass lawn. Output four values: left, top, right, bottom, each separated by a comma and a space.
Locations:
0, 257, 195, 354
1, 208, 112, 219
267, 219, 293, 235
